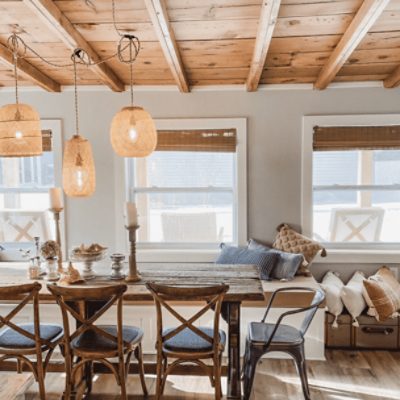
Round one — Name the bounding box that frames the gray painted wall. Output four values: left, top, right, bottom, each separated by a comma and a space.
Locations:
1, 85, 400, 281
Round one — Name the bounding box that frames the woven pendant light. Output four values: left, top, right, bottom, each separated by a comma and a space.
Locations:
0, 104, 42, 157
62, 50, 96, 197
0, 35, 42, 157
63, 134, 95, 197
110, 106, 157, 157
110, 34, 157, 157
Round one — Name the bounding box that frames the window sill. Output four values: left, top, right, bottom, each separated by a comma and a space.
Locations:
315, 249, 400, 264
137, 249, 219, 263
137, 248, 400, 265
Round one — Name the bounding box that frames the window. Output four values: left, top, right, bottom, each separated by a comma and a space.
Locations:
0, 121, 62, 245
126, 118, 246, 249
311, 124, 400, 248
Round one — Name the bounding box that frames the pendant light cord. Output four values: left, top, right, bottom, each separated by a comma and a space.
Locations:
13, 54, 19, 107
130, 45, 134, 107
72, 52, 80, 136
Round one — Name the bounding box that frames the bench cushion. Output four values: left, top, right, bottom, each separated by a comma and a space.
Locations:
163, 327, 226, 352
71, 325, 143, 352
0, 323, 63, 348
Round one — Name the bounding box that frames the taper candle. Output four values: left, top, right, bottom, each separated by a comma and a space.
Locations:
125, 202, 138, 227
49, 187, 63, 210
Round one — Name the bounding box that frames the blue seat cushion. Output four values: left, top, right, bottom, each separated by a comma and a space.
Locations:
163, 327, 226, 352
0, 323, 63, 349
71, 325, 143, 352
249, 322, 303, 345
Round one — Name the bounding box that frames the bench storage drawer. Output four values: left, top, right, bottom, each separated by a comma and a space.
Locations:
325, 313, 352, 348
354, 315, 398, 349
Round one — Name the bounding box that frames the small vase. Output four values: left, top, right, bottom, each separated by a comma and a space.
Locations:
44, 257, 59, 281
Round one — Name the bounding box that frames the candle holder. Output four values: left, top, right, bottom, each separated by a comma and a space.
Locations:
125, 225, 141, 282
49, 207, 64, 273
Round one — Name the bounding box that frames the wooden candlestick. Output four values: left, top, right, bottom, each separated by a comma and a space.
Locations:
49, 207, 64, 273
125, 225, 141, 282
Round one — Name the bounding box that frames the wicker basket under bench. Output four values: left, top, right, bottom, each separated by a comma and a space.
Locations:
325, 312, 400, 350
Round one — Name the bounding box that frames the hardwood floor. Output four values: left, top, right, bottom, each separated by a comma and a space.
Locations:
25, 351, 400, 399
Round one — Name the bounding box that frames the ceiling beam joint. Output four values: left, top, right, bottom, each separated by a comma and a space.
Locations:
246, 0, 281, 92
0, 42, 60, 92
314, 0, 390, 90
145, 0, 189, 93
23, 0, 125, 92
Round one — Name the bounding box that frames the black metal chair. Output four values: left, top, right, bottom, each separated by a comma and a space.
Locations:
242, 287, 325, 400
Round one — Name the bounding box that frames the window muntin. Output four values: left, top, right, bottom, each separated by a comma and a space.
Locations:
312, 149, 400, 245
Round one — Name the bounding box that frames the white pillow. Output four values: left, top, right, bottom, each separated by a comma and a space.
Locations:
320, 271, 344, 328
341, 271, 367, 326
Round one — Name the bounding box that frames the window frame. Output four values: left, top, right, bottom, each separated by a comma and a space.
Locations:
123, 118, 247, 258
302, 114, 400, 261
0, 119, 66, 253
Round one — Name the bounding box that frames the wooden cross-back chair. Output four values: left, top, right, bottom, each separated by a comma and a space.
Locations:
146, 282, 229, 400
47, 283, 147, 400
0, 282, 63, 400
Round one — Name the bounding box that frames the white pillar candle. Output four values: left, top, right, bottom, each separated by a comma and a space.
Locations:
49, 187, 63, 210
125, 202, 138, 227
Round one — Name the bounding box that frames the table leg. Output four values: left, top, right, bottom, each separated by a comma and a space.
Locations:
226, 301, 241, 399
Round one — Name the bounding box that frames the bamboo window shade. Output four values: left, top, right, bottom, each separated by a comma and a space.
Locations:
313, 125, 400, 151
42, 129, 52, 152
156, 129, 237, 152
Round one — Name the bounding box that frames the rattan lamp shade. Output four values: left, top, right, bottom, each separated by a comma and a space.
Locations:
62, 135, 96, 197
0, 103, 42, 157
110, 106, 157, 157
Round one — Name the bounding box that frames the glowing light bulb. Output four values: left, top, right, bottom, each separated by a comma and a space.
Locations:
15, 130, 23, 139
128, 125, 138, 142
75, 167, 85, 189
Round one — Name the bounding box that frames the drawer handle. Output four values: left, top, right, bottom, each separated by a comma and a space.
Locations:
362, 327, 394, 335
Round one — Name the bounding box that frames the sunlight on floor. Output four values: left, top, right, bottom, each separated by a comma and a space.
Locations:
165, 375, 227, 394
267, 374, 400, 400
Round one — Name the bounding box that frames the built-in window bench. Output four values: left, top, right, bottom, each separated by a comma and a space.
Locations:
0, 263, 325, 361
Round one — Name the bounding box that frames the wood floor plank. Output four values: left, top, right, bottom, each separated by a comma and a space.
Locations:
24, 351, 400, 399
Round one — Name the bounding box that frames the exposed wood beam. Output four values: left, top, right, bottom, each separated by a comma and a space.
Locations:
314, 0, 390, 90
384, 65, 400, 88
23, 0, 125, 92
246, 0, 281, 92
144, 0, 189, 93
0, 42, 60, 92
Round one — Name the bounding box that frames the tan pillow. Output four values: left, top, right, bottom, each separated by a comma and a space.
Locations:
362, 267, 400, 321
272, 223, 327, 276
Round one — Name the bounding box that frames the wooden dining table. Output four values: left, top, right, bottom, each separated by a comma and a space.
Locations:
0, 262, 265, 399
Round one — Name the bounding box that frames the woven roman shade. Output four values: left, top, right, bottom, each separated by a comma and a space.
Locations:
156, 129, 237, 152
42, 129, 52, 152
313, 125, 400, 151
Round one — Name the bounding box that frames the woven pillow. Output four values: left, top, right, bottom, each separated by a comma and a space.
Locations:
248, 239, 302, 281
320, 271, 344, 328
272, 223, 327, 276
340, 271, 366, 327
362, 266, 400, 321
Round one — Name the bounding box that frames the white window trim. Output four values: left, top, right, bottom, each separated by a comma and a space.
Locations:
0, 119, 66, 255
302, 114, 400, 264
114, 117, 247, 262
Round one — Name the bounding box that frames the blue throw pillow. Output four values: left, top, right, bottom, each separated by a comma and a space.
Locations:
248, 239, 302, 280
216, 244, 279, 281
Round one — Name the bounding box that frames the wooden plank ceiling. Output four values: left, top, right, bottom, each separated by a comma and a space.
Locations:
0, 0, 400, 92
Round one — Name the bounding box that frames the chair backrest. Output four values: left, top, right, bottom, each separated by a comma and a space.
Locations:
300, 289, 325, 336
47, 284, 127, 356
146, 282, 229, 354
0, 282, 50, 350
329, 207, 384, 242
0, 210, 51, 243
161, 212, 222, 243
